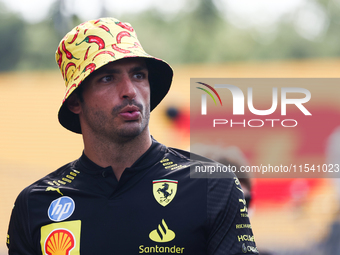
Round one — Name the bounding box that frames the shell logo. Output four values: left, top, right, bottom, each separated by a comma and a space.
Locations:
44, 229, 75, 255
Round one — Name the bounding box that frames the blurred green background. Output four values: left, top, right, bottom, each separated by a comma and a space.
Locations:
1, 0, 340, 72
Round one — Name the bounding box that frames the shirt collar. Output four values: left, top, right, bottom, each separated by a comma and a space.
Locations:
76, 137, 166, 175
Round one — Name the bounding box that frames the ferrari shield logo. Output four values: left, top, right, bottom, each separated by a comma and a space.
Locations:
153, 179, 178, 207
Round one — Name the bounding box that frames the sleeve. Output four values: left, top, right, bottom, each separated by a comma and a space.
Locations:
207, 177, 258, 255
7, 188, 37, 255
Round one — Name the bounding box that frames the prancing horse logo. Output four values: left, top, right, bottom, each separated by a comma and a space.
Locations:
158, 183, 173, 202
153, 180, 178, 207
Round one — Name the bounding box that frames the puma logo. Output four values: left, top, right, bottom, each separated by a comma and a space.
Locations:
46, 187, 63, 196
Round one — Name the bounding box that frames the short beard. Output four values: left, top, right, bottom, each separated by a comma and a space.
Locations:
82, 99, 150, 143
111, 99, 150, 140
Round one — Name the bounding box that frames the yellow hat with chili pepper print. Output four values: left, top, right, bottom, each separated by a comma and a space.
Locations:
56, 17, 173, 133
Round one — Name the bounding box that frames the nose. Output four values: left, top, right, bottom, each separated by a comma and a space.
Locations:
119, 75, 137, 100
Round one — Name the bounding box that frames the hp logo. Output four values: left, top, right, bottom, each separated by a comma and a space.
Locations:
48, 196, 75, 222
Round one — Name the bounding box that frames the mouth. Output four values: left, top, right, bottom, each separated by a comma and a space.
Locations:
119, 105, 141, 120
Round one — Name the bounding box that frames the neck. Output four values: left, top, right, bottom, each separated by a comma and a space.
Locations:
82, 129, 152, 180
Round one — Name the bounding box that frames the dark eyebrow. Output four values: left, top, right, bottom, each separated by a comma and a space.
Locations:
93, 68, 119, 76
130, 66, 148, 73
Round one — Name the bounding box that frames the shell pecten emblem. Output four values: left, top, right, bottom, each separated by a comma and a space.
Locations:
149, 219, 175, 242
41, 220, 81, 255
45, 229, 75, 255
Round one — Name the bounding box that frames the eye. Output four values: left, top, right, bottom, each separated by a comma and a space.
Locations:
134, 72, 147, 80
99, 75, 114, 83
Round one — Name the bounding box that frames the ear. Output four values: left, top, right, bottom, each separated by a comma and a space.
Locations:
67, 92, 82, 114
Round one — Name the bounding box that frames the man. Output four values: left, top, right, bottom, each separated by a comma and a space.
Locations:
7, 18, 258, 254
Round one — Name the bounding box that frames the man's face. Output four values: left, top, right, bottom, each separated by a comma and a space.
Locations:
76, 58, 150, 142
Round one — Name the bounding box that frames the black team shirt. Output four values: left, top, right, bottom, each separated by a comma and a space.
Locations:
7, 139, 258, 255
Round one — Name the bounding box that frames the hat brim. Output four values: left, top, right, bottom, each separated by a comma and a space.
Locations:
58, 57, 173, 134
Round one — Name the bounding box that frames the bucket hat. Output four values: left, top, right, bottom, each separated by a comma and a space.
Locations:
56, 17, 173, 133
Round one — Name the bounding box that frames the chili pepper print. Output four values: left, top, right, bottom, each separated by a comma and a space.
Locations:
76, 36, 105, 50
69, 73, 75, 82
57, 47, 63, 68
128, 42, 142, 49
61, 62, 65, 79
99, 25, 113, 37
92, 51, 115, 61
116, 31, 132, 44
64, 62, 76, 82
74, 66, 81, 81
62, 41, 80, 60
81, 63, 96, 74
84, 46, 91, 60
94, 19, 101, 24
63, 83, 77, 103
115, 22, 134, 32
68, 28, 80, 44
112, 44, 131, 54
